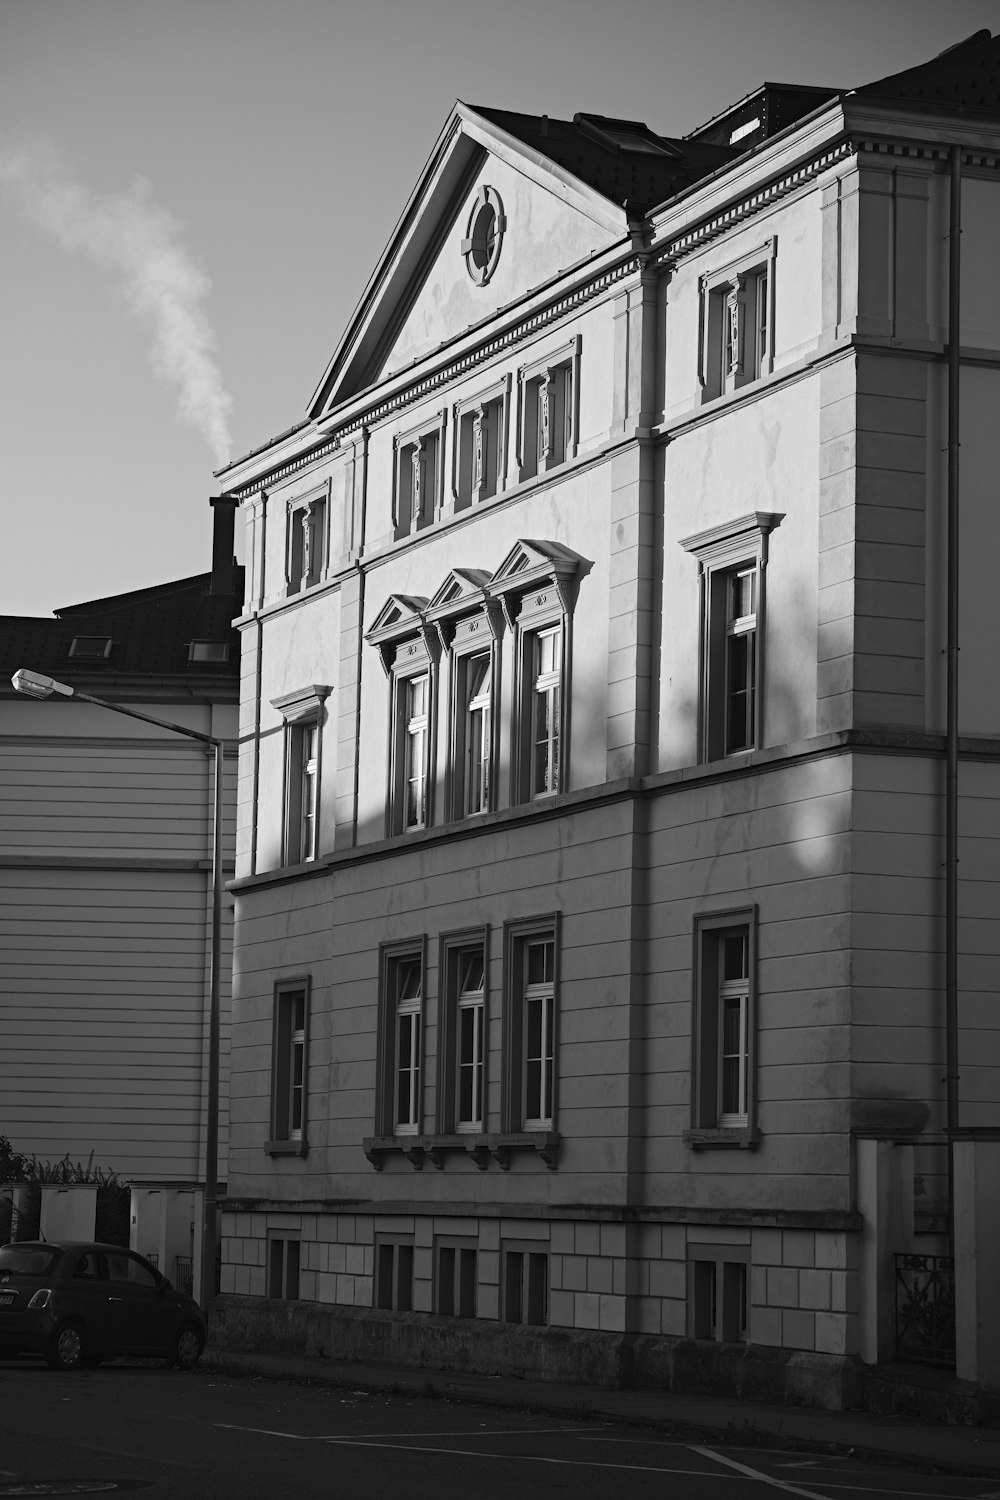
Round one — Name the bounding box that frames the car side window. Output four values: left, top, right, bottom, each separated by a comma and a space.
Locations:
72, 1251, 103, 1281
106, 1251, 158, 1289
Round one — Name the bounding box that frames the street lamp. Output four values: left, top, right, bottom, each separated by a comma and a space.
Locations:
11, 668, 225, 1309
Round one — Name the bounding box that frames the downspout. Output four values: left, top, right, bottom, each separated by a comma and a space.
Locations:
945, 144, 961, 1258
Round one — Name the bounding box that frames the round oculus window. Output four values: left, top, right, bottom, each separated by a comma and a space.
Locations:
462, 185, 506, 286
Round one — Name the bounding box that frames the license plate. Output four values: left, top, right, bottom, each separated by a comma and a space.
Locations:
0, 1293, 15, 1306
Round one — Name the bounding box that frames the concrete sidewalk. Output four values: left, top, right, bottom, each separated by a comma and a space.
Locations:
202, 1346, 1000, 1479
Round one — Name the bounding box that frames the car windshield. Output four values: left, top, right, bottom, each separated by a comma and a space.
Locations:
0, 1245, 62, 1277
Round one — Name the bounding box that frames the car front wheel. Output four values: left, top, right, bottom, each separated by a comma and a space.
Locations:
167, 1323, 204, 1371
45, 1320, 86, 1371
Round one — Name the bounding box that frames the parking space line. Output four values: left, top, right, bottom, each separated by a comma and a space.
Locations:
215, 1422, 590, 1441
693, 1446, 841, 1500
214, 1423, 738, 1475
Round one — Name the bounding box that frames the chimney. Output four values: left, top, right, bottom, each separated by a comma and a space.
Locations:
209, 494, 237, 597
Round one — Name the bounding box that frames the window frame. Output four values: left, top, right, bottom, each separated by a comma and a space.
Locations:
268, 1236, 301, 1299
698, 238, 776, 402
435, 1236, 478, 1317
449, 626, 500, 819
374, 1235, 414, 1311
286, 483, 330, 595
376, 938, 427, 1139
271, 685, 332, 865
392, 410, 447, 540
437, 927, 490, 1137
502, 1242, 549, 1326
686, 906, 759, 1150
516, 337, 581, 483
680, 512, 782, 764
687, 1244, 750, 1342
501, 914, 560, 1136
267, 977, 311, 1157
452, 376, 510, 510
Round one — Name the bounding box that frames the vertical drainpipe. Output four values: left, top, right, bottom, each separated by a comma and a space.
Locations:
945, 144, 961, 1258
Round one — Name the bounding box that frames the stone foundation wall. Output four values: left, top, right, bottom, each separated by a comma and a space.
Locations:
210, 1294, 862, 1410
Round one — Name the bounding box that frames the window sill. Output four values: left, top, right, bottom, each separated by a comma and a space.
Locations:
683, 1127, 759, 1151
264, 1139, 308, 1157
362, 1131, 561, 1171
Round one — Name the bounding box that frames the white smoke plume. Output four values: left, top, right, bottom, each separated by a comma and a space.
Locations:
0, 138, 232, 465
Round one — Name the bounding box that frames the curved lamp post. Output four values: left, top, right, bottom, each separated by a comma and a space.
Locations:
11, 668, 224, 1309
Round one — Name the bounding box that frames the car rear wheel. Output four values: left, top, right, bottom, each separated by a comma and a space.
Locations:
168, 1323, 204, 1370
45, 1320, 86, 1371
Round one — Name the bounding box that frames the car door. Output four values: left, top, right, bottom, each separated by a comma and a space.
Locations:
63, 1249, 111, 1354
104, 1250, 175, 1354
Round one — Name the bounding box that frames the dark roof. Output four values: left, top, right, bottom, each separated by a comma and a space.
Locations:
473, 106, 738, 215
0, 568, 244, 690
855, 29, 1000, 117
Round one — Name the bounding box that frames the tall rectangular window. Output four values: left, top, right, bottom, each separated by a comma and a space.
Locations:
285, 721, 320, 863
437, 928, 489, 1138
530, 627, 561, 798
523, 938, 555, 1127
403, 674, 429, 829
718, 928, 750, 1124
501, 916, 559, 1137
271, 686, 331, 866
268, 981, 309, 1155
462, 652, 491, 815
724, 566, 757, 755
377, 941, 426, 1139
680, 512, 781, 765
395, 956, 422, 1134
456, 948, 485, 1130
687, 907, 758, 1149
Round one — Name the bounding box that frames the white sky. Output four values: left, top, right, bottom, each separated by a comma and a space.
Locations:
1, 0, 996, 617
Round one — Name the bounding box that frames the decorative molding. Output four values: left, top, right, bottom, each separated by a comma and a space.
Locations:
227, 258, 639, 500
269, 683, 332, 724
665, 141, 854, 262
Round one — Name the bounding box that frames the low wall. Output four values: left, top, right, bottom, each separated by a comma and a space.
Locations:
210, 1295, 861, 1411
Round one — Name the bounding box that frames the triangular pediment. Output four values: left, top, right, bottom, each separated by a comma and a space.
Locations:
309, 104, 630, 420
426, 568, 491, 614
366, 593, 428, 642
489, 539, 582, 591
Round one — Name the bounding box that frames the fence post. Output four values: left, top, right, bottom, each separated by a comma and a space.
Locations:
954, 1135, 1000, 1388
857, 1137, 914, 1364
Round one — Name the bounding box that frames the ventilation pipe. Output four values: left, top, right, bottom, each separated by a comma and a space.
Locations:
945, 144, 961, 1256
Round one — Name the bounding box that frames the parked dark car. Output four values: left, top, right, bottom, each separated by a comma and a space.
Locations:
0, 1241, 206, 1371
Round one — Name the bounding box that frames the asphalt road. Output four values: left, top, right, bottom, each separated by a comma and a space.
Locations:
0, 1358, 997, 1500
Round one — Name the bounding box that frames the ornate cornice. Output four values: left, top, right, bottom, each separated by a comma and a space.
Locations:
661, 140, 855, 263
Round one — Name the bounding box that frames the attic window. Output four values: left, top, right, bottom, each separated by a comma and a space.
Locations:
574, 114, 682, 158
69, 636, 112, 660
189, 641, 230, 663
729, 118, 761, 145
462, 186, 505, 287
